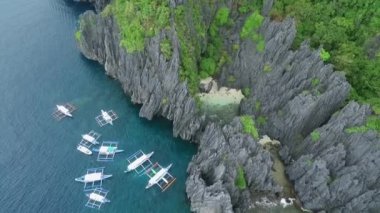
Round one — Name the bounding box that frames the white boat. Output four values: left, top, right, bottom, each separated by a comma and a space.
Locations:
77, 145, 92, 155
86, 192, 110, 203
75, 172, 112, 183
145, 164, 172, 189
56, 105, 72, 117
82, 134, 96, 143
85, 188, 110, 209
93, 146, 124, 154
126, 152, 154, 172
101, 110, 113, 125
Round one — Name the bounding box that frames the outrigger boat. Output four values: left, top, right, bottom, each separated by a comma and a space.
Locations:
85, 188, 110, 209
93, 141, 124, 162
125, 150, 154, 173
81, 130, 101, 145
52, 103, 76, 120
145, 163, 176, 191
75, 167, 112, 191
95, 109, 118, 127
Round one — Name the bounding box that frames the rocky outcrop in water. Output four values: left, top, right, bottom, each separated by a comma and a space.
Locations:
76, 0, 380, 212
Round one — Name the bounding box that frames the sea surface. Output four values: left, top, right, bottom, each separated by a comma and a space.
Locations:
0, 0, 196, 212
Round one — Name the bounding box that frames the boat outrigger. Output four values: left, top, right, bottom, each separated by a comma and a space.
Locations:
75, 167, 112, 191
92, 141, 124, 162
52, 103, 76, 120
81, 130, 101, 145
85, 188, 110, 209
125, 150, 154, 174
145, 163, 176, 191
95, 109, 118, 127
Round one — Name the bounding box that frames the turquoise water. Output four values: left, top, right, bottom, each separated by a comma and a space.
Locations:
0, 0, 196, 212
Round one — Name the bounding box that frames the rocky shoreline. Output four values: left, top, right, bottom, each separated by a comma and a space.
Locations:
75, 0, 380, 212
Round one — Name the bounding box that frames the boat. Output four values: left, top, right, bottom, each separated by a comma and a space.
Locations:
145, 163, 172, 189
57, 105, 72, 117
95, 109, 118, 127
77, 145, 92, 155
52, 103, 76, 120
93, 146, 124, 154
81, 130, 101, 145
85, 188, 110, 209
75, 172, 112, 183
126, 151, 154, 172
82, 134, 95, 143
101, 110, 113, 125
86, 192, 110, 203
93, 142, 123, 162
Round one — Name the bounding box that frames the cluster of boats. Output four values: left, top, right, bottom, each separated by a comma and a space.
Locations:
53, 103, 176, 209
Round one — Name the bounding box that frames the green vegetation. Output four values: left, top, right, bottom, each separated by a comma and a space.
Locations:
311, 78, 320, 87
161, 97, 169, 105
257, 115, 267, 126
242, 87, 251, 97
240, 11, 265, 52
215, 7, 230, 26
241, 115, 259, 139
320, 48, 330, 62
346, 116, 380, 134
263, 64, 272, 73
160, 39, 172, 60
255, 100, 261, 112
174, 2, 233, 95
235, 165, 247, 190
240, 11, 264, 38
310, 130, 321, 142
75, 30, 82, 41
174, 3, 204, 95
237, 0, 263, 14
112, 0, 170, 53
100, 4, 113, 17
271, 0, 380, 115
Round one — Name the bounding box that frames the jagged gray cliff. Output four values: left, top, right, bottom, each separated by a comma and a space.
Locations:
75, 0, 380, 212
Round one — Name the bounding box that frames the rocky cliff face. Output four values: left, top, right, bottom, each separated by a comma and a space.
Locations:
76, 0, 380, 212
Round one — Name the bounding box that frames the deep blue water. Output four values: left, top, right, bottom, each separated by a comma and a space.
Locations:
0, 0, 196, 212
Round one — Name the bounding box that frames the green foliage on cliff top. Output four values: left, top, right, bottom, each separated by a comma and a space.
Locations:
346, 116, 380, 134
271, 0, 380, 115
112, 0, 170, 53
320, 48, 330, 62
235, 165, 247, 190
240, 11, 264, 39
175, 3, 231, 95
160, 39, 172, 60
215, 7, 230, 26
240, 11, 265, 52
311, 130, 321, 142
241, 115, 259, 140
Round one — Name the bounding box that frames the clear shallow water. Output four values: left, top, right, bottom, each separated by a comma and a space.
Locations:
0, 0, 196, 212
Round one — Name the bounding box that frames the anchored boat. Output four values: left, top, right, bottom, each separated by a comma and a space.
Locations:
93, 141, 124, 162
125, 150, 154, 174
75, 167, 112, 191
95, 109, 118, 127
85, 188, 110, 209
145, 163, 176, 191
81, 130, 101, 145
77, 145, 92, 155
52, 103, 76, 120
